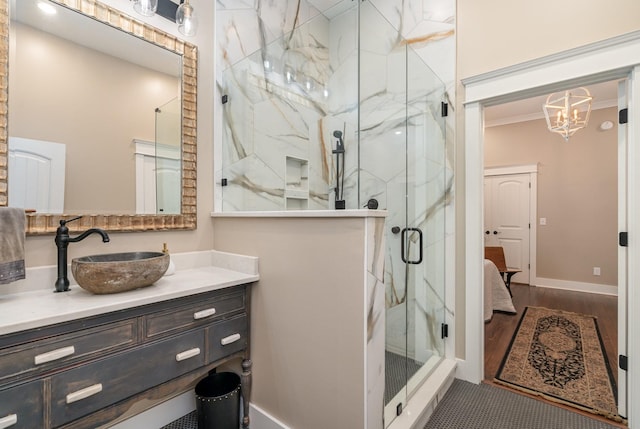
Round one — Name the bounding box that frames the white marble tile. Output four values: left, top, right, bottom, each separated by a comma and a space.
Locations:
309, 0, 348, 17
367, 0, 423, 39
358, 170, 388, 211
260, 0, 321, 45
222, 154, 286, 211
366, 217, 386, 427
216, 9, 264, 73
327, 4, 357, 68
422, 0, 455, 24
359, 2, 400, 56
217, 0, 255, 11
406, 21, 455, 87
327, 56, 358, 116
360, 137, 405, 184
366, 272, 385, 429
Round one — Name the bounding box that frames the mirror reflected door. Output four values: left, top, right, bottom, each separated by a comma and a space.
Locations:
155, 97, 182, 215
8, 136, 66, 213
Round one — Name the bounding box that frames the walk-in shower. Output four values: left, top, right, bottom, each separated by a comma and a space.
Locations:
216, 0, 453, 426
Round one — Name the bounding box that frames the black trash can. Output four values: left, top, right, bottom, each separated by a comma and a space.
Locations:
195, 372, 241, 429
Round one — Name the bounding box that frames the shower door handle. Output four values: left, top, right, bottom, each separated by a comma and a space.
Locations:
401, 227, 423, 264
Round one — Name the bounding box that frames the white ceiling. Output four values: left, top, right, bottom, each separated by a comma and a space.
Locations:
484, 79, 621, 127
13, 0, 181, 77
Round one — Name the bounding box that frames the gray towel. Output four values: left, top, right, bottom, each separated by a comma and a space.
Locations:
0, 207, 26, 284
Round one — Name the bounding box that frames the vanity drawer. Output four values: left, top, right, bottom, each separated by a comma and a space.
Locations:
50, 328, 205, 427
0, 320, 137, 383
0, 381, 44, 429
145, 291, 245, 339
207, 314, 248, 363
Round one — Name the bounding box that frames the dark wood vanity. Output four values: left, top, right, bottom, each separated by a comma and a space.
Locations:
0, 283, 253, 429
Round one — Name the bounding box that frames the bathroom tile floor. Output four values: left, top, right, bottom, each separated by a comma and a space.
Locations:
161, 411, 197, 429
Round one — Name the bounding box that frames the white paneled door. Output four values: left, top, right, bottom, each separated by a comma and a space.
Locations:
484, 173, 531, 284
8, 137, 66, 214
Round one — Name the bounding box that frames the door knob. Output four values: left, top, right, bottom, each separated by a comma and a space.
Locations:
391, 226, 401, 234
485, 230, 490, 235
493, 231, 498, 235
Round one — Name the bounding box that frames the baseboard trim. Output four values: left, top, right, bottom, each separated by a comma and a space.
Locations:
110, 397, 288, 429
535, 277, 617, 296
249, 403, 292, 429
249, 361, 457, 429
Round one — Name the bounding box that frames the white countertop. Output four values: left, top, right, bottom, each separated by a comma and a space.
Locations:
0, 250, 259, 336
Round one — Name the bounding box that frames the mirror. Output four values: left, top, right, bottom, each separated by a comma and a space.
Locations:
0, 0, 198, 234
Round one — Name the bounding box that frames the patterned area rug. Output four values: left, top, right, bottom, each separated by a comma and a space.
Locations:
495, 306, 621, 422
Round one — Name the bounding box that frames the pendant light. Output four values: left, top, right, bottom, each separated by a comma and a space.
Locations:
542, 87, 592, 141
133, 0, 158, 17
176, 0, 198, 37
131, 0, 198, 37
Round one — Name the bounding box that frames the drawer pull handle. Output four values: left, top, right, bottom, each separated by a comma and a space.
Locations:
221, 333, 241, 346
176, 347, 201, 362
0, 414, 17, 429
66, 383, 103, 404
193, 308, 216, 320
34, 346, 75, 365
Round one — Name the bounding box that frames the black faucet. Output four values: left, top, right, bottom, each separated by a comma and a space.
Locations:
55, 216, 110, 292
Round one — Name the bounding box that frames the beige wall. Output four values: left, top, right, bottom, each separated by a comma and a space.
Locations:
457, 0, 640, 79
485, 107, 618, 286
213, 217, 367, 429
20, 0, 215, 268
10, 23, 178, 213
455, 2, 640, 357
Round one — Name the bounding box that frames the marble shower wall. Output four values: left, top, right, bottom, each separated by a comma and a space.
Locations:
215, 0, 455, 359
215, 0, 454, 212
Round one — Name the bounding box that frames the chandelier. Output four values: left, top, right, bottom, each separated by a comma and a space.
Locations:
542, 87, 592, 141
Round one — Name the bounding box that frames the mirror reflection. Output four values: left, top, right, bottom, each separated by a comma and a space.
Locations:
8, 0, 182, 215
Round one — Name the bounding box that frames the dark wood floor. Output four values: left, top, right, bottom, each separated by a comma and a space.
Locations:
484, 282, 624, 427
484, 282, 618, 382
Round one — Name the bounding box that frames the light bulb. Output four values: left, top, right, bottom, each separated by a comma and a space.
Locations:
133, 0, 157, 17
37, 1, 57, 15
176, 1, 198, 37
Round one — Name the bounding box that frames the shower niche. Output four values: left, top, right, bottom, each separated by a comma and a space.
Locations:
285, 156, 309, 210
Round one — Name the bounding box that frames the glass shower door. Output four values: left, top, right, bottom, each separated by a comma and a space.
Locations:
404, 47, 447, 400
377, 38, 448, 428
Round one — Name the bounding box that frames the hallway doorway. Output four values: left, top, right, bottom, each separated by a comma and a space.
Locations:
461, 33, 640, 428
480, 80, 623, 419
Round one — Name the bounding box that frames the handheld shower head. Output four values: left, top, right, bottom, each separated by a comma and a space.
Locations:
331, 129, 346, 209
333, 130, 345, 153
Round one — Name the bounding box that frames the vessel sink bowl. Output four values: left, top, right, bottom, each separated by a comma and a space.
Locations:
71, 252, 170, 294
